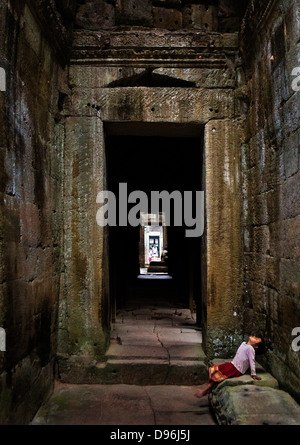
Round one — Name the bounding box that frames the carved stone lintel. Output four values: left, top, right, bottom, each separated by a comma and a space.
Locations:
71, 29, 239, 68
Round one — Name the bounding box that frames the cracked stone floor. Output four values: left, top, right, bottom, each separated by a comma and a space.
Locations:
33, 304, 217, 425
107, 305, 203, 363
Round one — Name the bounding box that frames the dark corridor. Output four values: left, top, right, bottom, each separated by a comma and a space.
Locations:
105, 131, 204, 317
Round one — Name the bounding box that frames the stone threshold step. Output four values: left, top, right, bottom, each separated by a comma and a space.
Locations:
57, 356, 208, 385
99, 359, 208, 385
105, 344, 206, 361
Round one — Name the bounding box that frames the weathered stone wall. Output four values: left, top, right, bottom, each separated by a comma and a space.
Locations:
74, 0, 246, 33
0, 0, 70, 424
240, 0, 300, 401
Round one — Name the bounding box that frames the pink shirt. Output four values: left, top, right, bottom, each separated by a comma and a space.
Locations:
231, 342, 257, 376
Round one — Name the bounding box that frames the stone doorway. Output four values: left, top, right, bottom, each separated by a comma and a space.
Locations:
58, 81, 243, 379
105, 129, 204, 315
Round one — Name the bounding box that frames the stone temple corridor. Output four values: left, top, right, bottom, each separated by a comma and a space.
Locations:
1, 0, 300, 426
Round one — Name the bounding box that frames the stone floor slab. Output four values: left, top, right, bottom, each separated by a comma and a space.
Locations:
106, 344, 168, 360
32, 383, 216, 425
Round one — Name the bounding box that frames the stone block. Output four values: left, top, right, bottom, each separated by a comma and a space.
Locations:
283, 128, 299, 178
279, 259, 300, 307
19, 201, 41, 247
210, 384, 300, 425
265, 255, 280, 289
245, 253, 281, 296
102, 358, 207, 385
283, 91, 300, 138
167, 360, 207, 385
205, 119, 243, 339
71, 30, 111, 52
0, 358, 54, 425
59, 116, 109, 360
70, 65, 145, 89
2, 196, 21, 243
280, 170, 300, 220
152, 67, 236, 88
272, 61, 289, 108
75, 0, 115, 30
248, 192, 269, 226
182, 4, 218, 31
105, 344, 169, 360
267, 351, 300, 403
243, 165, 265, 198
153, 7, 182, 30
269, 216, 300, 260
6, 242, 32, 281
115, 0, 153, 26
248, 130, 265, 169
249, 280, 268, 315
253, 225, 270, 254
71, 87, 235, 123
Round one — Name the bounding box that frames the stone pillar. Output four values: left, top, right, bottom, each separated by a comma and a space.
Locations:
57, 115, 110, 366
204, 119, 243, 358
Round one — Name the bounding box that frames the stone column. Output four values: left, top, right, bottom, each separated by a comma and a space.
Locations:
204, 119, 243, 358
58, 115, 110, 366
